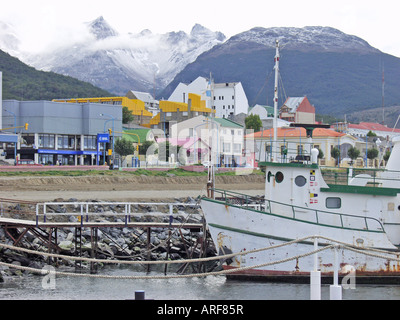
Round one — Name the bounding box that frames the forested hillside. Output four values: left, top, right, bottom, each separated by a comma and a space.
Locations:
0, 49, 112, 100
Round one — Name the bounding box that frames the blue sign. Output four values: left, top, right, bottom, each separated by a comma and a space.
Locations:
38, 149, 101, 156
97, 133, 110, 143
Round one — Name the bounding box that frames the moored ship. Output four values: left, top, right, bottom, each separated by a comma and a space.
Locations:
200, 40, 400, 283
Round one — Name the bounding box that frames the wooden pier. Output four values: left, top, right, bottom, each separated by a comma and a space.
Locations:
0, 199, 208, 274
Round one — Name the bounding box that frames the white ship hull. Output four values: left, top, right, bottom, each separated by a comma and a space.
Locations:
201, 195, 400, 283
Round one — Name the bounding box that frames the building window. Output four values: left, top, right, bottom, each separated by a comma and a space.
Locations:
39, 134, 55, 148
39, 154, 54, 165
233, 143, 241, 153
223, 143, 231, 152
21, 134, 35, 148
297, 145, 303, 155
57, 135, 75, 149
84, 136, 97, 150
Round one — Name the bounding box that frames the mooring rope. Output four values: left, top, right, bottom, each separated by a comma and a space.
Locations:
0, 235, 314, 266
1, 235, 400, 280
0, 243, 336, 280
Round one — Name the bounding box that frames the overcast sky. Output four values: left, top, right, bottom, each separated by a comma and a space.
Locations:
1, 0, 400, 57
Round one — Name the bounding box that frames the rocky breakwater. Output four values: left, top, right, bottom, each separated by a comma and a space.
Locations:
0, 197, 218, 281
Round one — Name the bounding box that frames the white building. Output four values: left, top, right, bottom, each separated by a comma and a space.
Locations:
168, 76, 249, 119
170, 115, 245, 166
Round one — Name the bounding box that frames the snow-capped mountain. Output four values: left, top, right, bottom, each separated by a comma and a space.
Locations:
17, 16, 226, 96
162, 25, 400, 117
0, 21, 20, 57
223, 26, 380, 54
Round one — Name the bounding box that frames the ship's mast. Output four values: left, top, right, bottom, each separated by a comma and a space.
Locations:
273, 40, 280, 162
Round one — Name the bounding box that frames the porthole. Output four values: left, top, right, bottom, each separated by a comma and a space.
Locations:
295, 175, 307, 187
398, 205, 400, 211
275, 171, 284, 183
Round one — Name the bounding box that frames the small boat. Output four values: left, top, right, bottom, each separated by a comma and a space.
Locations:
200, 41, 400, 283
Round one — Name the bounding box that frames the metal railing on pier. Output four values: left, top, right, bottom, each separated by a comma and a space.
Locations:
34, 201, 202, 228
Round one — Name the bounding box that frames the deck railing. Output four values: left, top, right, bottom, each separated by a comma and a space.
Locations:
321, 167, 400, 187
210, 188, 385, 233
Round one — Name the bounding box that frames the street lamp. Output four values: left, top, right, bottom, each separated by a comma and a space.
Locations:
4, 109, 17, 165
100, 113, 115, 166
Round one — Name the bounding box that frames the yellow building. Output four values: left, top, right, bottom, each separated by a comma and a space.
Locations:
53, 96, 153, 125
147, 93, 215, 133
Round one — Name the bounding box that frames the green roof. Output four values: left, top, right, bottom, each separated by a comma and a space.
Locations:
248, 104, 274, 116
122, 128, 151, 143
212, 117, 243, 128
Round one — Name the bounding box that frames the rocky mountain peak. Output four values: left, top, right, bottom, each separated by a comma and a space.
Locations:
87, 16, 118, 40
190, 23, 226, 42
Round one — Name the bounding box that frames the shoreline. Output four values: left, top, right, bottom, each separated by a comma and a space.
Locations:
0, 174, 265, 202
0, 173, 264, 281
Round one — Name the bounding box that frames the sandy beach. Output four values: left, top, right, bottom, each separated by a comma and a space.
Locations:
0, 174, 265, 202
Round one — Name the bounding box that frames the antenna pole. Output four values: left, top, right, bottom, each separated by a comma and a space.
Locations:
273, 40, 280, 162
382, 60, 385, 125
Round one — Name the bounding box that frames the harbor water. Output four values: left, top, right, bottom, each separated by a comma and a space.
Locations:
1, 265, 400, 300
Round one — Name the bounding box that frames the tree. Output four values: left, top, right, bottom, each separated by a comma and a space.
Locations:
366, 130, 377, 137
347, 146, 360, 161
383, 149, 391, 162
139, 140, 155, 155
315, 147, 324, 159
331, 147, 340, 165
114, 137, 135, 164
245, 114, 262, 132
122, 107, 134, 124
367, 148, 379, 160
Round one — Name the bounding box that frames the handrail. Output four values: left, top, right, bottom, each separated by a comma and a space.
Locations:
209, 188, 385, 233
35, 201, 200, 227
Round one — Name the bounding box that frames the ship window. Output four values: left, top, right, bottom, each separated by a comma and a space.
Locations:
326, 197, 341, 209
275, 171, 284, 183
295, 175, 307, 187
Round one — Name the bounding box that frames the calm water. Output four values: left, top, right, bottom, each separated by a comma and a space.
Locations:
1, 265, 400, 300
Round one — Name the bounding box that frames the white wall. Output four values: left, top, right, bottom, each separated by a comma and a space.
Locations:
168, 77, 209, 104
168, 76, 249, 118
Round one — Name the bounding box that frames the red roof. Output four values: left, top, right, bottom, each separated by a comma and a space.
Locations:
347, 122, 400, 133
246, 127, 345, 138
